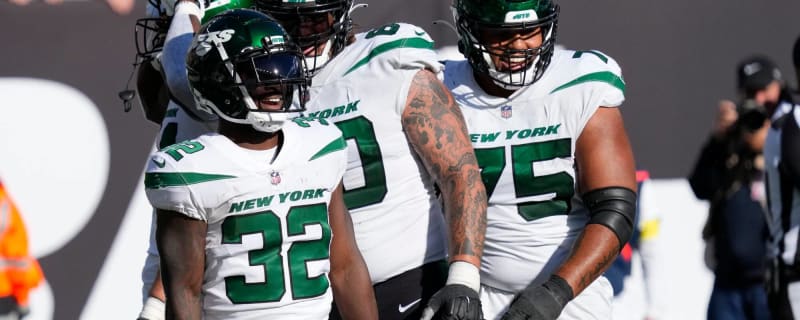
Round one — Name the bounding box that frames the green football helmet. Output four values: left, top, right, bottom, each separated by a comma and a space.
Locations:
255, 0, 354, 74
187, 9, 309, 133
453, 0, 559, 89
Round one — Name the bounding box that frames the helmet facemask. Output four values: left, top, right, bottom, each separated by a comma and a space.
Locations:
135, 0, 171, 66
191, 35, 309, 133
256, 0, 353, 76
236, 48, 310, 132
455, 4, 559, 90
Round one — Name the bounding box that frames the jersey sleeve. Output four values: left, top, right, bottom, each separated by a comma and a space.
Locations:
144, 151, 206, 221
356, 23, 443, 116
597, 53, 625, 108
561, 49, 627, 134
577, 49, 625, 108
351, 23, 441, 73
383, 23, 442, 73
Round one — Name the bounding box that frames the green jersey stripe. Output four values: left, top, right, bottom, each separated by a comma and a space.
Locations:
549, 71, 626, 95
344, 37, 435, 75
309, 137, 347, 161
145, 172, 236, 189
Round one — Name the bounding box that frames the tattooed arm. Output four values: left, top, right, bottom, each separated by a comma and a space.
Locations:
401, 68, 487, 267
407, 68, 488, 320
557, 106, 637, 295
156, 209, 206, 320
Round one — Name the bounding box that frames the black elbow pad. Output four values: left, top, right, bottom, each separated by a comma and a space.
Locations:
582, 186, 637, 248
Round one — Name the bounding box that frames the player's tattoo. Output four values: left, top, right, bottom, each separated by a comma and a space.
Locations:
402, 69, 487, 262
580, 247, 617, 290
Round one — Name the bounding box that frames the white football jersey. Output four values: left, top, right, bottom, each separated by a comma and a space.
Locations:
144, 119, 347, 320
443, 49, 626, 293
300, 22, 447, 283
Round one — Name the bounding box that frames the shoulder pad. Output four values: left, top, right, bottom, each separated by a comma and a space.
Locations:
566, 49, 622, 77
358, 23, 435, 46
146, 139, 208, 176
346, 23, 440, 75
546, 49, 625, 96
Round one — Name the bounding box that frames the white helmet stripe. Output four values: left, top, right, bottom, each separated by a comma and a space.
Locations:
213, 37, 260, 113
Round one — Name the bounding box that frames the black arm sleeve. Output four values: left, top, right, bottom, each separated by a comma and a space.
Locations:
583, 186, 638, 248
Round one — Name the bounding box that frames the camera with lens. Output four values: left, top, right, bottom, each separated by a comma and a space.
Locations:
715, 99, 769, 179
734, 99, 768, 134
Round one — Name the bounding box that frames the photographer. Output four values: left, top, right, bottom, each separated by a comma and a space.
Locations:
689, 55, 785, 320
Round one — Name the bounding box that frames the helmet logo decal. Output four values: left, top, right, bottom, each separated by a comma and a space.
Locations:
269, 35, 285, 44
504, 9, 538, 23
195, 29, 236, 56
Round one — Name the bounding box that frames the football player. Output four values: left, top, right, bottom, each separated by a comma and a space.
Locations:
132, 1, 273, 319
255, 1, 489, 319
145, 9, 376, 319
442, 0, 637, 319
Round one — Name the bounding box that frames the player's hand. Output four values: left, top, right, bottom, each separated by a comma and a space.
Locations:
500, 276, 573, 320
420, 284, 483, 320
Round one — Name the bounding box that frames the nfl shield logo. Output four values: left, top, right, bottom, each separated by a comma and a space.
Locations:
270, 171, 281, 185
501, 105, 513, 119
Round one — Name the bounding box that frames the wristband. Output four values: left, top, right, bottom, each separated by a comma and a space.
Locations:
446, 261, 480, 292
541, 274, 574, 307
138, 296, 165, 320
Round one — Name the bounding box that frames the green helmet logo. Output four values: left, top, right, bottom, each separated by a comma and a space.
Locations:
509, 12, 532, 21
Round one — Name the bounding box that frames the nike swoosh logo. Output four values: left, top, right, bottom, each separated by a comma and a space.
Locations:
398, 298, 421, 313
415, 30, 426, 36
151, 157, 165, 168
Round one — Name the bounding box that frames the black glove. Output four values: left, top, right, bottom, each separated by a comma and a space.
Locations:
421, 284, 483, 320
500, 275, 574, 320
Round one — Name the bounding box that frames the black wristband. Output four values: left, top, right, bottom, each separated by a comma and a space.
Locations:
505, 274, 576, 320
541, 274, 574, 308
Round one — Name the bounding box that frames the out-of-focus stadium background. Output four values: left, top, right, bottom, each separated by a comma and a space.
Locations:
0, 1, 798, 319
